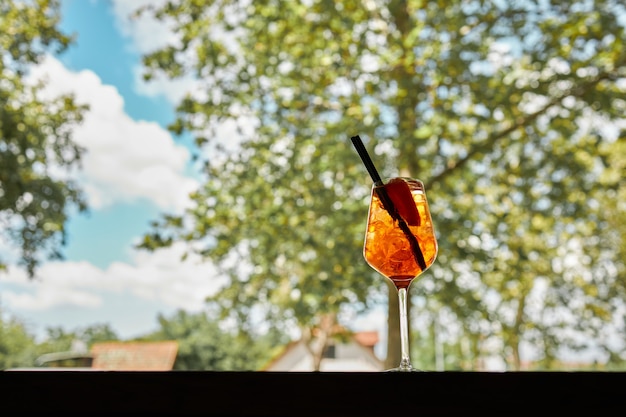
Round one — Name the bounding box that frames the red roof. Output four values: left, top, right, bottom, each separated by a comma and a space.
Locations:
91, 341, 178, 371
353, 331, 379, 348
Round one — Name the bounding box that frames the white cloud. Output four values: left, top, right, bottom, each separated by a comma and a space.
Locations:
108, 0, 257, 156
0, 243, 225, 312
109, 0, 202, 105
110, 0, 175, 55
132, 64, 200, 106
27, 56, 198, 212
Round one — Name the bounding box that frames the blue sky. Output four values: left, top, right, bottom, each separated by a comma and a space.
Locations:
58, 0, 172, 268
0, 0, 387, 346
0, 0, 219, 340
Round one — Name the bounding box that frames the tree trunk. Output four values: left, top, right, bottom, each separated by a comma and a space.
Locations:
385, 280, 401, 369
302, 313, 336, 371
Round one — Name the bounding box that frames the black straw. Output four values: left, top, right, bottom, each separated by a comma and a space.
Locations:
350, 135, 427, 272
350, 136, 383, 185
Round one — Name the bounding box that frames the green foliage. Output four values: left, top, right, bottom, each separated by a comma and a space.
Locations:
140, 309, 288, 370
0, 309, 39, 369
137, 0, 626, 369
38, 323, 120, 354
0, 304, 122, 369
0, 307, 283, 370
0, 0, 88, 277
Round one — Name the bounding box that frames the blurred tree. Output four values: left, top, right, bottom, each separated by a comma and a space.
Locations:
38, 326, 77, 353
0, 308, 39, 369
30, 323, 118, 368
79, 323, 119, 345
38, 323, 119, 354
136, 0, 625, 370
140, 309, 288, 370
0, 0, 88, 278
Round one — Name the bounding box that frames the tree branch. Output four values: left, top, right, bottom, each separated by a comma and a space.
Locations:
424, 72, 614, 189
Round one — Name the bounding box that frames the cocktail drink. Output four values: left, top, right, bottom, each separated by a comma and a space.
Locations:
364, 177, 438, 371
351, 135, 438, 371
365, 178, 438, 288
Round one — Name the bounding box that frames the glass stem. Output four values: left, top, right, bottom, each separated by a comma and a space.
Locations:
397, 287, 413, 371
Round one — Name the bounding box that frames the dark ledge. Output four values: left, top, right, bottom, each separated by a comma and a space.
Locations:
2, 371, 624, 416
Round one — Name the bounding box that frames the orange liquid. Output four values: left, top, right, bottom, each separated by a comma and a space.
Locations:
364, 178, 438, 289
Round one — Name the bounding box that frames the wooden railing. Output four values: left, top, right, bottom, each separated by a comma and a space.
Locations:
2, 370, 624, 415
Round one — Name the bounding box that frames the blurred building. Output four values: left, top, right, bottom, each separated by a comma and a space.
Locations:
90, 341, 178, 370
263, 331, 384, 372
35, 340, 178, 371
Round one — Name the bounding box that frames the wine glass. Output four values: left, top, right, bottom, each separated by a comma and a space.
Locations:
363, 177, 438, 372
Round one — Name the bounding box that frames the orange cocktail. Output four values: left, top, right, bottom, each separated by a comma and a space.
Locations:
364, 177, 437, 290
363, 177, 438, 371
351, 134, 439, 371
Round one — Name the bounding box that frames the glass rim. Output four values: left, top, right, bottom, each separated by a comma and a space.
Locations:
372, 177, 424, 187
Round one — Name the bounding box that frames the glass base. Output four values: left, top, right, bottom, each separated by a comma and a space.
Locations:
385, 366, 423, 372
